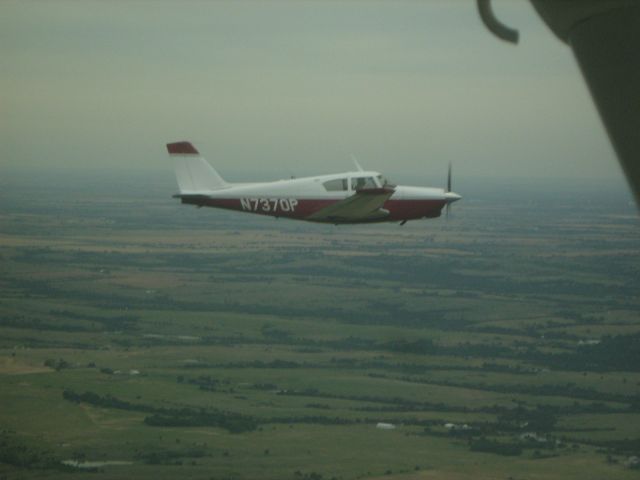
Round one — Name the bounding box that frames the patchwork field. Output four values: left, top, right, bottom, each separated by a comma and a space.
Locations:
1, 171, 639, 479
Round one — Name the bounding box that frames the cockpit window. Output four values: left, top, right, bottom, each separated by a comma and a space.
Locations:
323, 178, 348, 191
376, 175, 394, 187
351, 177, 377, 190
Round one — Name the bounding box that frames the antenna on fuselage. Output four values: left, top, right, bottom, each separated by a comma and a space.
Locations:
350, 154, 364, 172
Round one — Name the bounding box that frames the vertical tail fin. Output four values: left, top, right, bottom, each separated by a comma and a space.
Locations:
166, 141, 228, 193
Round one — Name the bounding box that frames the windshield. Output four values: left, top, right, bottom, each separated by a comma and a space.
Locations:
351, 177, 377, 190
376, 175, 394, 187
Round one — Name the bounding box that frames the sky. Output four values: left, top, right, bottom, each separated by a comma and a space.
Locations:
0, 0, 627, 186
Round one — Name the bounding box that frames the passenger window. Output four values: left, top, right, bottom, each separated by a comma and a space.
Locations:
323, 178, 348, 191
350, 177, 377, 190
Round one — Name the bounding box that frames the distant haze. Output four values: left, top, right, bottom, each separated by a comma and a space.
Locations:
0, 0, 627, 187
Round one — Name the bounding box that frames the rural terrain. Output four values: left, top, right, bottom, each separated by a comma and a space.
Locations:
1, 169, 639, 480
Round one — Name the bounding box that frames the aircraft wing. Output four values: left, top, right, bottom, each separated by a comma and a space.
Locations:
307, 188, 395, 222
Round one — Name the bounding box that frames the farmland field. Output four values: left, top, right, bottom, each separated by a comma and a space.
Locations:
1, 169, 639, 479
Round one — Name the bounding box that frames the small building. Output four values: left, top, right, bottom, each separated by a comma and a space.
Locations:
519, 432, 547, 443
376, 422, 396, 430
444, 423, 472, 431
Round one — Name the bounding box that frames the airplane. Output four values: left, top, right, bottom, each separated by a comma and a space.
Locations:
167, 141, 461, 225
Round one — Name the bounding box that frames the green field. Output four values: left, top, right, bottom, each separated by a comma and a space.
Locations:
1, 172, 639, 479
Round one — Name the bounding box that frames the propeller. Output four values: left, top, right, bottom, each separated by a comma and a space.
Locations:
444, 163, 461, 219
446, 163, 452, 219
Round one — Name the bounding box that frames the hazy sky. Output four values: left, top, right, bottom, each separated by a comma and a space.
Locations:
0, 0, 626, 184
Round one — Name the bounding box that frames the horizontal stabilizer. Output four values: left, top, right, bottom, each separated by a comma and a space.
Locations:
167, 141, 228, 193
172, 193, 211, 207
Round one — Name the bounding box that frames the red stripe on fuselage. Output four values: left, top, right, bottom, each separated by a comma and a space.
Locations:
180, 197, 445, 222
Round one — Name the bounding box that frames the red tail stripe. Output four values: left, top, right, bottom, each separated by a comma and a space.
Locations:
167, 141, 199, 155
